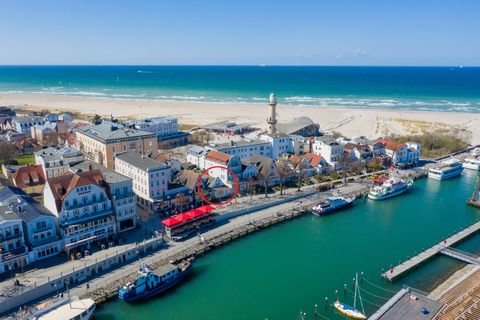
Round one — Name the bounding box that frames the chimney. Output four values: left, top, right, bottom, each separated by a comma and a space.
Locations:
88, 164, 93, 171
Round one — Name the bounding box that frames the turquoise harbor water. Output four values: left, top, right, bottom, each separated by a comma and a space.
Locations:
1, 66, 480, 112
97, 171, 480, 320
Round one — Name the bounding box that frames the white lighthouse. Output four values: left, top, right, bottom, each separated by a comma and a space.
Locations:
267, 93, 277, 134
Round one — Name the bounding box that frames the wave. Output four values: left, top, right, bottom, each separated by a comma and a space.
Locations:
137, 70, 155, 74
2, 89, 479, 113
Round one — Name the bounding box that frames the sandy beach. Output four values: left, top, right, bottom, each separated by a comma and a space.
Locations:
1, 93, 479, 144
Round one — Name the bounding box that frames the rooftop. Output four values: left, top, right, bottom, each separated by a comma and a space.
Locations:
11, 165, 46, 188
161, 205, 214, 228
205, 150, 232, 165
0, 188, 55, 223
115, 152, 168, 172
77, 122, 155, 142
70, 160, 131, 184
214, 139, 270, 149
277, 116, 319, 135
0, 205, 20, 223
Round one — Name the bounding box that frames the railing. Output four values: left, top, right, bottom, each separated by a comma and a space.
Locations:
60, 209, 114, 227
1, 246, 27, 262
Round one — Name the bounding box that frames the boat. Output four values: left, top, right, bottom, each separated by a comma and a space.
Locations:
118, 258, 193, 303
334, 273, 366, 319
312, 196, 355, 216
368, 175, 413, 200
471, 147, 480, 157
31, 296, 95, 320
467, 176, 480, 208
463, 157, 480, 171
428, 158, 464, 180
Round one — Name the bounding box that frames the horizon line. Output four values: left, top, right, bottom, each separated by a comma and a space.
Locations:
0, 64, 479, 68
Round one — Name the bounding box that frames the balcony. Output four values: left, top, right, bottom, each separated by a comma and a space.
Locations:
60, 209, 114, 228
1, 246, 27, 262
0, 232, 23, 242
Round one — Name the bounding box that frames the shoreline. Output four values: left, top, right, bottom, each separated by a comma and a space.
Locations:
1, 92, 480, 144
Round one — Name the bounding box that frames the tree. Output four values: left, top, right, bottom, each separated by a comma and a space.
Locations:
295, 160, 308, 192
90, 114, 102, 125
247, 177, 256, 200
276, 159, 294, 195
175, 193, 188, 213
0, 142, 17, 164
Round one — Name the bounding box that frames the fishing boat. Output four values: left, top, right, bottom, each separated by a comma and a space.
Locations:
463, 157, 480, 171
31, 296, 95, 320
118, 258, 193, 303
312, 196, 355, 216
368, 175, 413, 200
334, 273, 367, 319
428, 158, 464, 180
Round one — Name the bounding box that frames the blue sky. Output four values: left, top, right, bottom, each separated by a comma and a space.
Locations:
1, 0, 479, 65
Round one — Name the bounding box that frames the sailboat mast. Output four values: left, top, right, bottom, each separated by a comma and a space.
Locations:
354, 273, 358, 309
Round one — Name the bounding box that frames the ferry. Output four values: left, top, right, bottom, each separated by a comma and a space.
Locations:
118, 259, 193, 303
31, 296, 95, 320
428, 158, 464, 180
463, 157, 480, 171
368, 176, 413, 200
312, 196, 355, 216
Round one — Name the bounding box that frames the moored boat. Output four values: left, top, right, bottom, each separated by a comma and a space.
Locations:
312, 196, 355, 216
463, 157, 480, 171
334, 273, 367, 319
429, 158, 463, 180
368, 176, 413, 200
31, 296, 95, 320
467, 176, 480, 208
118, 258, 193, 303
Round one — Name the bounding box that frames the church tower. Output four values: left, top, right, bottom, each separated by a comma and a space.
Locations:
267, 93, 277, 134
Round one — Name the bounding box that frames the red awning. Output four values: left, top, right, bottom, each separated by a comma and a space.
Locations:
161, 205, 215, 228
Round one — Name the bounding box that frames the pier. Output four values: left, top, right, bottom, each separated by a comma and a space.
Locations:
382, 220, 480, 281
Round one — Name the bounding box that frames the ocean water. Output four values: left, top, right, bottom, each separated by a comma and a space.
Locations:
1, 66, 480, 112
96, 172, 480, 320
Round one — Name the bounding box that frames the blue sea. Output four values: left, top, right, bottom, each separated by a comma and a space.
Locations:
1, 66, 480, 112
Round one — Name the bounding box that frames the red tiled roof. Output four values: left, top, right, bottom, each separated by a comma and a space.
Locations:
11, 165, 46, 188
377, 139, 406, 152
161, 205, 215, 228
46, 169, 106, 211
303, 153, 323, 167
206, 150, 231, 165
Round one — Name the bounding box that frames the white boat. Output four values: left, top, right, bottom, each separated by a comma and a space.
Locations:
334, 273, 367, 319
31, 296, 95, 320
368, 176, 413, 200
429, 158, 464, 180
312, 196, 355, 216
463, 157, 480, 171
471, 147, 480, 157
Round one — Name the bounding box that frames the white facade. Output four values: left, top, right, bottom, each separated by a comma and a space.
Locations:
35, 147, 85, 178
0, 212, 29, 273
13, 116, 46, 135
186, 146, 207, 168
213, 140, 273, 160
126, 116, 179, 138
312, 140, 344, 168
44, 181, 116, 250
115, 154, 170, 202
405, 142, 421, 164
260, 134, 293, 159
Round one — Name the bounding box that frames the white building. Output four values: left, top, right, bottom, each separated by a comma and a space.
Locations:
259, 133, 293, 159
124, 116, 179, 138
13, 116, 46, 135
0, 206, 29, 273
210, 140, 273, 160
115, 152, 170, 212
312, 138, 344, 169
203, 150, 242, 186
70, 160, 137, 233
378, 140, 421, 165
0, 187, 62, 264
43, 169, 117, 252
186, 146, 207, 168
35, 147, 85, 178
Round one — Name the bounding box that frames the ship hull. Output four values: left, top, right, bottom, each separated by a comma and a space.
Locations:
463, 163, 480, 171
428, 168, 463, 180
119, 264, 192, 303
368, 185, 409, 200
312, 201, 353, 216
333, 301, 366, 319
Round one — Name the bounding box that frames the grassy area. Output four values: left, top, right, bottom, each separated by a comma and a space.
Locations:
389, 131, 469, 158
15, 154, 35, 165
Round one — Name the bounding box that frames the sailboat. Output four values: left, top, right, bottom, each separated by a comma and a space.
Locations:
334, 273, 367, 319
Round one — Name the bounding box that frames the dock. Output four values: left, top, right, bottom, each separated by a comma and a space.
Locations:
369, 287, 443, 320
382, 220, 480, 281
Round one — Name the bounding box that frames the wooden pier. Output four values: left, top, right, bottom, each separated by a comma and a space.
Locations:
382, 220, 480, 281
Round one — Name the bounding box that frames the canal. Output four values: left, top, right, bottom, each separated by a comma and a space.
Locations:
96, 170, 480, 320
